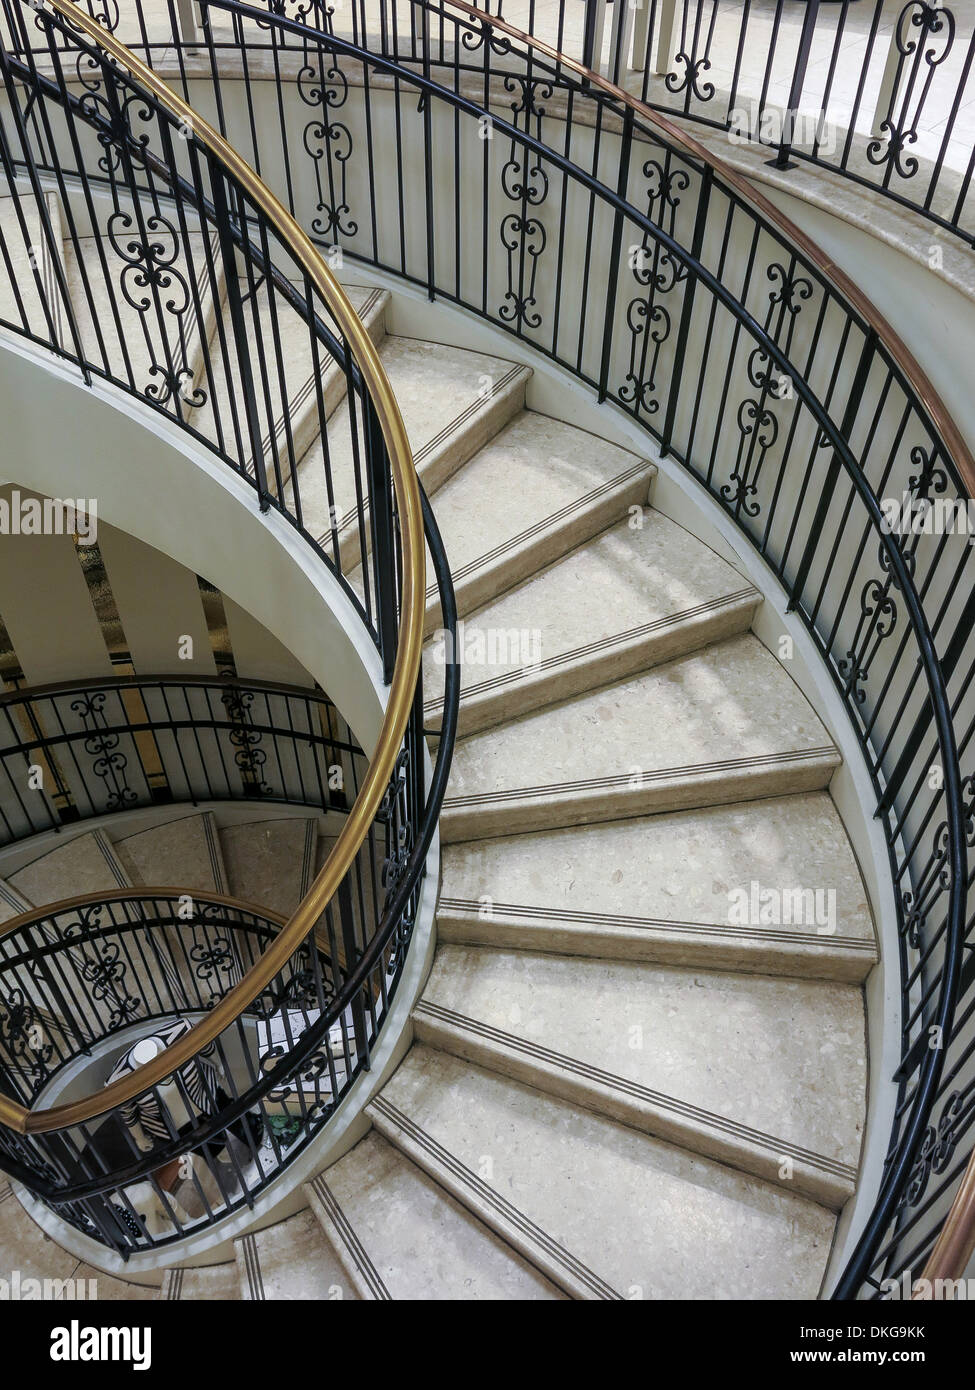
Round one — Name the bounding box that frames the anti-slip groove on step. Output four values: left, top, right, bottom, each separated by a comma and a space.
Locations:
437, 897, 875, 950
413, 1000, 856, 1208
460, 590, 757, 698
299, 819, 318, 898
317, 360, 530, 547
162, 1269, 185, 1300
413, 364, 525, 470
0, 880, 29, 916
236, 1232, 265, 1301
201, 812, 228, 895
440, 748, 841, 840
306, 1174, 392, 1301
445, 749, 837, 809
369, 1094, 622, 1301
94, 830, 129, 889
424, 459, 652, 602
435, 897, 878, 980
425, 589, 762, 733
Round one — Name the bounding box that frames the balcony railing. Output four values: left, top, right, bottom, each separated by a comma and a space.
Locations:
9, 0, 975, 243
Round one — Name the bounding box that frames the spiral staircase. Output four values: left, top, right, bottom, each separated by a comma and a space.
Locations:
0, 203, 874, 1296
0, 0, 972, 1305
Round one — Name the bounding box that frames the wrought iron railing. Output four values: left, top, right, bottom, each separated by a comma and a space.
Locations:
0, 888, 408, 1255
0, 674, 361, 844
22, 0, 975, 1298
0, 0, 460, 1254
9, 0, 974, 243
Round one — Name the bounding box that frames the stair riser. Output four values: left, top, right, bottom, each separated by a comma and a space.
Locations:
440, 753, 841, 843
333, 368, 530, 572
271, 290, 388, 485
304, 1178, 391, 1301
422, 467, 655, 636
435, 909, 876, 983
367, 1100, 619, 1300
427, 592, 762, 738
412, 1013, 854, 1210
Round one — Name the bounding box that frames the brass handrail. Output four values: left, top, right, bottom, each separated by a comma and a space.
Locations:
918, 1153, 975, 1290
0, 886, 289, 940
439, 0, 975, 501
0, 0, 425, 1136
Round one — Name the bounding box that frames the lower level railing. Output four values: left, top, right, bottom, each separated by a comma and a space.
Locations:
0, 888, 403, 1255
0, 674, 363, 846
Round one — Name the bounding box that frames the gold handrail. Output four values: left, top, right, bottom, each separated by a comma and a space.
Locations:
440, 0, 975, 501
918, 1153, 975, 1290
0, 0, 425, 1136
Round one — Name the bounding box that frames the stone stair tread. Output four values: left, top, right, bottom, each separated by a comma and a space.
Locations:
373, 1046, 836, 1299
192, 280, 387, 476
306, 1131, 563, 1300
423, 510, 760, 730
292, 335, 529, 546
437, 792, 877, 980
115, 811, 227, 895
9, 829, 130, 906
219, 818, 312, 919
424, 410, 654, 619
441, 634, 840, 839
235, 1210, 356, 1300
415, 942, 864, 1202
0, 877, 31, 924
160, 1263, 242, 1300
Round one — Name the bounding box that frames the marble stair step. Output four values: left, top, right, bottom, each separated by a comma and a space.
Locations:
414, 943, 865, 1207
438, 793, 877, 981
0, 877, 31, 924
291, 336, 530, 570
305, 1130, 563, 1300
9, 829, 130, 905
372, 1047, 837, 1299
422, 410, 655, 633
219, 817, 314, 919
192, 282, 388, 486
234, 1209, 358, 1300
424, 510, 761, 736
160, 1263, 241, 1300
440, 634, 841, 842
115, 811, 228, 895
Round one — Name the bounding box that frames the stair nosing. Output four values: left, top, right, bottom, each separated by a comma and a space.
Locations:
424, 457, 654, 601
436, 897, 877, 953
368, 1093, 622, 1301
443, 747, 839, 810
424, 587, 760, 712
306, 1173, 392, 1301
412, 999, 857, 1204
